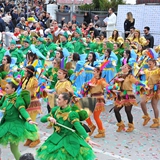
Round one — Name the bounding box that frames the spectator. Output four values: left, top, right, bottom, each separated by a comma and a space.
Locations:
93, 15, 101, 27
2, 12, 11, 26
127, 26, 135, 40
45, 12, 52, 28
11, 8, 19, 27
81, 21, 88, 37
71, 15, 79, 26
4, 1, 11, 13
105, 8, 117, 38
19, 153, 35, 160
143, 26, 154, 48
88, 23, 99, 38
49, 1, 58, 20
83, 12, 91, 25
124, 12, 135, 38
0, 14, 6, 32
68, 21, 72, 31
16, 17, 26, 30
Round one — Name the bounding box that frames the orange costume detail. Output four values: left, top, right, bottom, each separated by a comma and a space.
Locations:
144, 68, 160, 101
86, 78, 108, 131
55, 79, 73, 95
114, 74, 139, 107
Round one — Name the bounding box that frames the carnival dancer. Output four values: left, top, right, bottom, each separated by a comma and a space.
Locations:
44, 68, 73, 107
107, 29, 124, 46
84, 35, 98, 55
7, 40, 23, 65
0, 41, 6, 64
22, 65, 41, 147
36, 92, 97, 160
140, 57, 160, 128
113, 43, 124, 72
0, 55, 11, 93
24, 50, 42, 71
100, 48, 118, 83
84, 52, 99, 82
59, 32, 74, 53
113, 63, 145, 132
84, 67, 109, 138
72, 28, 86, 54
42, 58, 61, 113
0, 79, 38, 160
130, 29, 148, 47
19, 38, 31, 61
121, 49, 136, 67
45, 34, 58, 58
70, 53, 86, 91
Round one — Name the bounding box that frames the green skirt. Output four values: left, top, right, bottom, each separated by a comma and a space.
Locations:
36, 132, 96, 160
0, 118, 38, 146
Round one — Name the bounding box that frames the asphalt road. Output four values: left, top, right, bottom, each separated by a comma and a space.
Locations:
1, 99, 160, 160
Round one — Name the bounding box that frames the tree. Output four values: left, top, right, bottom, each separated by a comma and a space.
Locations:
79, 0, 126, 11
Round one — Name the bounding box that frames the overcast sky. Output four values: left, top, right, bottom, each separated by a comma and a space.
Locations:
125, 0, 136, 4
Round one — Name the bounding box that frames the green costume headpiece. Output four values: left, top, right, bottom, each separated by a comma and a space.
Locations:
75, 27, 82, 35
37, 37, 45, 43
47, 34, 53, 40
87, 34, 91, 38
63, 32, 69, 39
23, 37, 31, 44
10, 40, 16, 45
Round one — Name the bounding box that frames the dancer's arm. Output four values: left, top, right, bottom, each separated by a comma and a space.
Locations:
41, 106, 59, 123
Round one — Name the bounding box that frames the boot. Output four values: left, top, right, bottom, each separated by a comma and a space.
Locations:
150, 118, 159, 128
126, 123, 134, 132
142, 114, 151, 126
116, 121, 125, 132
24, 139, 32, 146
94, 129, 105, 138
29, 139, 40, 148
89, 124, 96, 136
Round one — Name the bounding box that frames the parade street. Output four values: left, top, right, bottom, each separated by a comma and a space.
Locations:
1, 100, 160, 160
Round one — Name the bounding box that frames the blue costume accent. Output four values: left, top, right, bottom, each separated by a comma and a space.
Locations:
84, 61, 100, 82
70, 61, 85, 91
100, 51, 118, 83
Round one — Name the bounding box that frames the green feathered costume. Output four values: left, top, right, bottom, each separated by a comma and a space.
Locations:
44, 67, 58, 89
0, 47, 6, 64
36, 105, 95, 160
46, 34, 57, 58
113, 48, 124, 72
0, 92, 38, 146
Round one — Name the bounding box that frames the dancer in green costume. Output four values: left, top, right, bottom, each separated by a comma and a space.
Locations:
60, 32, 74, 53
0, 80, 38, 160
0, 41, 6, 64
113, 43, 124, 72
46, 34, 58, 58
9, 40, 24, 65
37, 93, 98, 160
72, 28, 86, 54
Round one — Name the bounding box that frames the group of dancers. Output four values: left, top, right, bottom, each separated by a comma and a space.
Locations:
0, 25, 160, 160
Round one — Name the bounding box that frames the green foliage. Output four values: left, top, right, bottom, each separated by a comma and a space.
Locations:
79, 3, 95, 10
80, 0, 126, 11
93, 0, 100, 8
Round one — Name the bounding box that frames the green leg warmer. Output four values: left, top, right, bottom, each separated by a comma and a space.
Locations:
10, 143, 21, 160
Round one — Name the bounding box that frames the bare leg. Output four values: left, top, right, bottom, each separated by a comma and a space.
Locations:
140, 96, 148, 115
151, 98, 159, 118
